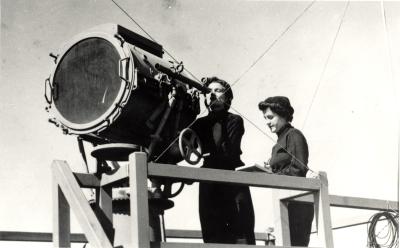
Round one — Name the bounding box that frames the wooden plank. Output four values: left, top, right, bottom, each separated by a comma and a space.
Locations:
73, 173, 100, 188
150, 242, 319, 248
53, 179, 70, 247
0, 231, 86, 243
165, 229, 201, 239
97, 186, 114, 242
279, 200, 291, 246
129, 152, 151, 248
164, 229, 269, 241
314, 172, 334, 248
148, 163, 320, 191
99, 186, 113, 225
281, 193, 399, 211
329, 195, 398, 211
0, 230, 271, 243
52, 160, 113, 248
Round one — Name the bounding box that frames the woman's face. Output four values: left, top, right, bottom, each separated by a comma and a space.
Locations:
206, 82, 228, 112
263, 107, 288, 133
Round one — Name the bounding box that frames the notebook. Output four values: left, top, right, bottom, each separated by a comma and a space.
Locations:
235, 163, 273, 173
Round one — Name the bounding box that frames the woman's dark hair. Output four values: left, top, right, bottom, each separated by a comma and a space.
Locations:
258, 96, 294, 122
202, 76, 233, 109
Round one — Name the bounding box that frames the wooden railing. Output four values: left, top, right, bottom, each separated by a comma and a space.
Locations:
50, 152, 331, 248
0, 230, 271, 244
2, 151, 396, 248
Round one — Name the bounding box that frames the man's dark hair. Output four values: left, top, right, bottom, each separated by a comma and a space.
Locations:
258, 96, 294, 122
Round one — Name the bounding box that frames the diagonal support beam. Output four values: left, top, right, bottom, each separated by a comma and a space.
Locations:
52, 160, 113, 248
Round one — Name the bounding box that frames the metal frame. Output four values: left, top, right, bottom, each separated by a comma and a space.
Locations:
48, 30, 135, 135
36, 151, 397, 248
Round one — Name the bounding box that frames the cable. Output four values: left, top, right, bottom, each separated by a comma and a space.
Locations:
380, 1, 399, 207
154, 2, 317, 164
109, 0, 320, 172
110, 0, 156, 42
230, 0, 316, 89
230, 106, 315, 174
110, 0, 201, 83
367, 211, 399, 248
302, 0, 350, 130
380, 1, 396, 95
108, 0, 206, 162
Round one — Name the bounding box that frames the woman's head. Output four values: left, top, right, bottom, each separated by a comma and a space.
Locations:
258, 96, 294, 133
202, 77, 233, 112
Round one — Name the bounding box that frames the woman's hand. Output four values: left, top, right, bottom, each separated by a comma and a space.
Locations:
262, 161, 273, 173
306, 170, 319, 179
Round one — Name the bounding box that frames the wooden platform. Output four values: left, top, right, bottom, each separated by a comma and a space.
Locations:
11, 151, 394, 248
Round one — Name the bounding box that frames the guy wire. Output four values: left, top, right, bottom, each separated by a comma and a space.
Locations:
153, 2, 316, 163
380, 0, 399, 208
110, 0, 330, 170
301, 0, 350, 130
230, 0, 316, 88
110, 0, 201, 82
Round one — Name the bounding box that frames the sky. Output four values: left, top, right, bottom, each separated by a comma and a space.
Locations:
1, 0, 399, 247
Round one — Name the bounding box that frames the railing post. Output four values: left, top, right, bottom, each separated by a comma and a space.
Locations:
53, 180, 71, 248
315, 171, 334, 248
279, 200, 291, 246
129, 152, 150, 248
272, 190, 291, 246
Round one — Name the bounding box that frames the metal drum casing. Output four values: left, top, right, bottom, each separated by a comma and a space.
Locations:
48, 25, 199, 161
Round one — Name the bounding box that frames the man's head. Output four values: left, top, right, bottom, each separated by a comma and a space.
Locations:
202, 77, 233, 112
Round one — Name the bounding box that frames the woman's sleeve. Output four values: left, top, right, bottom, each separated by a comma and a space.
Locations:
287, 130, 309, 176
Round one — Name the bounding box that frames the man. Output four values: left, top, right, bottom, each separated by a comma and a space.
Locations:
192, 77, 255, 244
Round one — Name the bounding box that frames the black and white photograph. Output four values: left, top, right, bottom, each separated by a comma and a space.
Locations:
1, 0, 399, 247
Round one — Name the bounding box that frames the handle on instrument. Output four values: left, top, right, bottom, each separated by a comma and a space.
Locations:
119, 57, 131, 84
44, 77, 52, 104
114, 34, 125, 47
49, 53, 58, 64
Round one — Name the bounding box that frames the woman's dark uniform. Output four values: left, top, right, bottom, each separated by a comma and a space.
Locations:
192, 111, 255, 244
270, 123, 314, 246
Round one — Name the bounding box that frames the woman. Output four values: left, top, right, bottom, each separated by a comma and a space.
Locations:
258, 96, 314, 247
192, 77, 255, 244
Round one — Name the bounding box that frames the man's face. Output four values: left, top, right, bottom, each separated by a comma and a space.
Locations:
206, 82, 228, 112
262, 107, 287, 133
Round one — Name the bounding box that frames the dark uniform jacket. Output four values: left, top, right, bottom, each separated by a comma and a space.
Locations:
191, 111, 255, 244
270, 123, 309, 177
192, 111, 244, 170
269, 123, 313, 246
